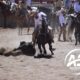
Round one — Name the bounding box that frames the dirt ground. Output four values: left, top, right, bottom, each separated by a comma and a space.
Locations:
0, 28, 80, 80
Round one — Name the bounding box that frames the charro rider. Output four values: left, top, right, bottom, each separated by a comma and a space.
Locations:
32, 10, 47, 47
32, 9, 54, 47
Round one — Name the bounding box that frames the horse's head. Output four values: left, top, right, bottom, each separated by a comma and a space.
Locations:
40, 18, 48, 33
69, 14, 77, 23
42, 18, 48, 28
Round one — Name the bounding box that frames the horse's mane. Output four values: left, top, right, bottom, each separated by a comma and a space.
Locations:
41, 18, 48, 33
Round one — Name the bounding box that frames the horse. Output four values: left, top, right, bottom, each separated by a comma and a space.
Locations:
36, 18, 54, 56
0, 41, 36, 56
67, 13, 80, 45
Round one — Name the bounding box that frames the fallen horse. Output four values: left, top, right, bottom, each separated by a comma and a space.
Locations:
0, 41, 36, 56
0, 41, 55, 58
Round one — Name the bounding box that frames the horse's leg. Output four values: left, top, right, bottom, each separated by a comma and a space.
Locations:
18, 26, 21, 35
38, 44, 42, 54
48, 42, 54, 55
78, 33, 80, 44
42, 44, 47, 55
67, 20, 73, 42
75, 34, 78, 45
17, 20, 20, 35
68, 28, 73, 42
27, 20, 30, 34
26, 16, 30, 33
21, 26, 23, 35
27, 17, 30, 33
18, 27, 22, 35
3, 15, 7, 28
75, 29, 78, 45
18, 21, 23, 35
27, 26, 30, 33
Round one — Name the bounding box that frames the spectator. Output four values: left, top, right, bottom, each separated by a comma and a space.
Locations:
74, 0, 80, 13
56, 7, 67, 41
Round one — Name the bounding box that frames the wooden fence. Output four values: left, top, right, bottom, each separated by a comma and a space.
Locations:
0, 7, 58, 29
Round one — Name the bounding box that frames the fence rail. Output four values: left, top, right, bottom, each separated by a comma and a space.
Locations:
0, 6, 57, 28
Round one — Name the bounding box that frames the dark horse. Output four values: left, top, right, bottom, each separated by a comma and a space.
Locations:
36, 18, 54, 56
69, 13, 80, 45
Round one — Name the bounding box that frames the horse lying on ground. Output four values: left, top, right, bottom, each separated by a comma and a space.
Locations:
0, 41, 36, 56
0, 41, 54, 58
14, 41, 36, 56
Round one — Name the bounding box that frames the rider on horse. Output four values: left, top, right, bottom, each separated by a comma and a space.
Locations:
32, 10, 53, 47
32, 11, 48, 46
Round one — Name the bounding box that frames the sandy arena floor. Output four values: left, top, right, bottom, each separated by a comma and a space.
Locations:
0, 28, 80, 80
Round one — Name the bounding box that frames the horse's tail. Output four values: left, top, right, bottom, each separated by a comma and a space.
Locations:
66, 14, 75, 34
67, 17, 75, 41
69, 21, 75, 33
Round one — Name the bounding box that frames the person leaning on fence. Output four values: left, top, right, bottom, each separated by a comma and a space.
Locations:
56, 7, 67, 41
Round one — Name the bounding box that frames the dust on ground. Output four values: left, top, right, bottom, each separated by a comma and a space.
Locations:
0, 28, 80, 80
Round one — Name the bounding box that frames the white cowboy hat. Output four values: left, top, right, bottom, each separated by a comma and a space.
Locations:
61, 7, 64, 11
31, 7, 38, 12
38, 12, 47, 17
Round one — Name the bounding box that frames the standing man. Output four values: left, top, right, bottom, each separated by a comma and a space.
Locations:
25, 0, 32, 7
64, 0, 70, 9
74, 0, 80, 13
27, 0, 32, 7
56, 7, 67, 41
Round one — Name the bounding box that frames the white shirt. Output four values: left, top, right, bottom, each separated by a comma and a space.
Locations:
26, 0, 31, 6
74, 1, 80, 13
10, 0, 15, 3
34, 12, 47, 29
38, 12, 47, 20
34, 17, 42, 28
